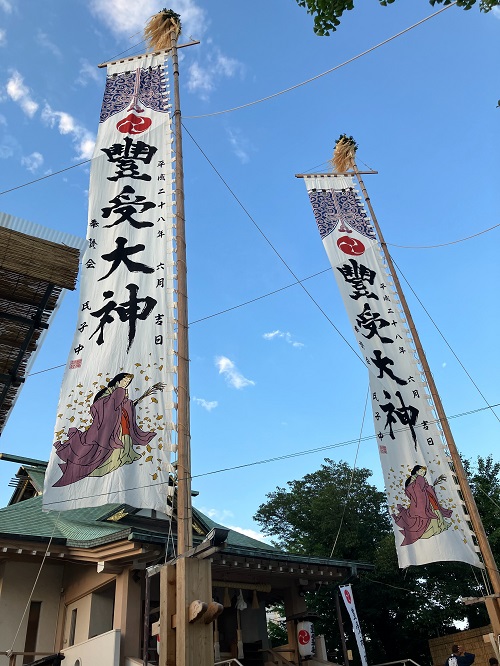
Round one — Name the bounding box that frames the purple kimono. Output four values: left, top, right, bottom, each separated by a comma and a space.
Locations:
53, 387, 156, 487
393, 474, 453, 546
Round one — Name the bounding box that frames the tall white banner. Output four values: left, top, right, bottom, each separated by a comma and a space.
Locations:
304, 175, 481, 568
44, 53, 176, 513
340, 585, 368, 666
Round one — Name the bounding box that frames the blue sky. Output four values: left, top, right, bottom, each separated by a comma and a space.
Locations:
0, 0, 498, 543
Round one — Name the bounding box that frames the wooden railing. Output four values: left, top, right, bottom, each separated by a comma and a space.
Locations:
260, 647, 297, 665
5, 652, 56, 666
372, 660, 423, 666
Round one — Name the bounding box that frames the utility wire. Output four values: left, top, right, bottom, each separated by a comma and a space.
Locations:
41, 401, 500, 508
0, 159, 91, 197
388, 222, 500, 249
182, 122, 364, 365
6, 513, 61, 655
183, 3, 457, 119
0, 2, 458, 211
392, 256, 500, 425
329, 385, 369, 558
189, 268, 332, 325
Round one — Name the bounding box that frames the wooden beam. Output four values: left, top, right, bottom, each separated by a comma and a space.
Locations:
176, 557, 212, 666
159, 563, 176, 666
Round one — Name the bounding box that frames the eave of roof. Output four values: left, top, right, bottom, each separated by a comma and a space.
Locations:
0, 467, 374, 572
0, 214, 84, 433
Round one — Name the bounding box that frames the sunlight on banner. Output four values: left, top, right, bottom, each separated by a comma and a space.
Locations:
304, 174, 481, 569
44, 53, 177, 513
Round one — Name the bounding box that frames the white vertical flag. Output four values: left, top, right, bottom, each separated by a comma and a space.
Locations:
44, 53, 177, 513
340, 585, 368, 666
304, 175, 481, 568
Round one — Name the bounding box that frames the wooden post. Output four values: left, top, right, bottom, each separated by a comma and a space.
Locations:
159, 564, 177, 666
176, 558, 213, 666
170, 23, 192, 557
352, 162, 500, 635
142, 572, 151, 666
335, 589, 349, 666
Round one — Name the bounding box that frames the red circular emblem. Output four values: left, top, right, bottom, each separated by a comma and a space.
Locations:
298, 630, 311, 645
344, 590, 352, 604
116, 113, 152, 135
337, 236, 365, 256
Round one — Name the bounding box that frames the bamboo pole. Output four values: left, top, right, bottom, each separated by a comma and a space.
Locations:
170, 25, 192, 556
351, 161, 500, 629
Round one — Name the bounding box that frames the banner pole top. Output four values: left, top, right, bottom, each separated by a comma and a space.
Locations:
97, 40, 200, 69
295, 171, 377, 178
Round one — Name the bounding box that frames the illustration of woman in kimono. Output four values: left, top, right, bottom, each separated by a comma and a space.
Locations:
392, 465, 452, 546
53, 372, 164, 487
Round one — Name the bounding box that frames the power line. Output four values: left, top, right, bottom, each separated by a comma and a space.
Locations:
183, 3, 457, 119
182, 122, 364, 366
189, 267, 332, 324
392, 256, 500, 426
41, 400, 500, 507
388, 222, 500, 249
0, 159, 91, 197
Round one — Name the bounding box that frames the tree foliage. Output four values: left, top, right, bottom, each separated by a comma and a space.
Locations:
254, 457, 499, 665
295, 0, 500, 36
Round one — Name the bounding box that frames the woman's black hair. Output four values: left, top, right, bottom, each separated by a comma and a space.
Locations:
405, 465, 424, 487
93, 373, 131, 403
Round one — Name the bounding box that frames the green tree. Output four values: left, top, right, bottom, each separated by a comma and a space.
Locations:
254, 459, 390, 562
464, 454, 500, 560
295, 0, 500, 36
254, 458, 493, 665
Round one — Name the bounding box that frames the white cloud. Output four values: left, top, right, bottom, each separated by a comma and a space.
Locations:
187, 50, 243, 99
89, 1, 240, 101
227, 128, 250, 164
227, 525, 271, 543
0, 28, 6, 46
21, 151, 44, 173
215, 356, 255, 390
36, 30, 62, 58
76, 59, 102, 87
263, 329, 304, 348
6, 71, 39, 117
199, 507, 234, 523
186, 61, 214, 97
41, 103, 95, 160
89, 0, 207, 41
0, 133, 18, 159
193, 397, 218, 412
0, 0, 12, 13
492, 7, 500, 19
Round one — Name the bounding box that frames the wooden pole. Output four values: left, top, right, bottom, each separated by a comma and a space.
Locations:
352, 162, 500, 634
170, 25, 192, 556
142, 572, 151, 666
335, 589, 350, 666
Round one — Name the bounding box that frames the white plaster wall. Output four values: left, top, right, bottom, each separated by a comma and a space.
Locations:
63, 594, 92, 648
0, 560, 64, 666
62, 628, 120, 666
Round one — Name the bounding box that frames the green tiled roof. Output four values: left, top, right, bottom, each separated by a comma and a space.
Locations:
23, 467, 46, 493
0, 465, 373, 571
193, 508, 277, 553
0, 495, 128, 546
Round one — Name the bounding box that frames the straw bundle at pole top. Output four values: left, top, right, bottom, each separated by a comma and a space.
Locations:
331, 134, 358, 173
144, 8, 181, 51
